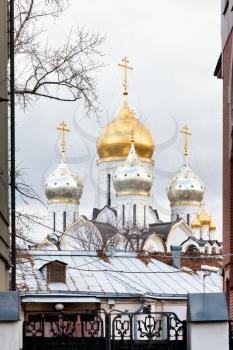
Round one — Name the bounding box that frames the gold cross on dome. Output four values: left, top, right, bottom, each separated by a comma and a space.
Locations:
180, 125, 191, 161
118, 56, 133, 96
57, 121, 70, 154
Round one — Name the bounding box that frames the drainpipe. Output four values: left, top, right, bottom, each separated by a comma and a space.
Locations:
9, 0, 16, 291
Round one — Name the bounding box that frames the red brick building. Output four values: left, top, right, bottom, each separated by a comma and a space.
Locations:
215, 0, 233, 316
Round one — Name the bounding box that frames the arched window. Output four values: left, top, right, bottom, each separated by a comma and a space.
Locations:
186, 245, 198, 254
212, 246, 216, 255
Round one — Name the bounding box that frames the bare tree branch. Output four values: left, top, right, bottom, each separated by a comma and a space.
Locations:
13, 0, 104, 112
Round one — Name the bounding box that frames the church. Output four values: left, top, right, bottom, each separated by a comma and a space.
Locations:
17, 57, 224, 350
38, 57, 221, 255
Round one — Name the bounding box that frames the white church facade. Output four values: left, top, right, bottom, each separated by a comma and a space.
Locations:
40, 57, 221, 255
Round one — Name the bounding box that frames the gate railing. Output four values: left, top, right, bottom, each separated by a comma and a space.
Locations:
23, 309, 186, 350
110, 310, 186, 350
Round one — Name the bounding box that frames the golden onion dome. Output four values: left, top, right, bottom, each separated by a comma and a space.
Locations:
96, 100, 154, 161
191, 216, 201, 228
209, 217, 216, 231
198, 208, 211, 226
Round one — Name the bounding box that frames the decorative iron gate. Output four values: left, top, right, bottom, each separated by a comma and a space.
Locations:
23, 311, 106, 350
110, 310, 186, 350
23, 309, 186, 350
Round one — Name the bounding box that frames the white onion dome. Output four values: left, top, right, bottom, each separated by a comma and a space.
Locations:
166, 162, 205, 206
45, 160, 83, 204
112, 139, 153, 196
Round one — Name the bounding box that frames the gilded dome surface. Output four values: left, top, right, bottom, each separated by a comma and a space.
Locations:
198, 208, 211, 226
45, 161, 83, 203
191, 216, 201, 228
112, 140, 153, 196
209, 217, 216, 231
167, 163, 205, 206
96, 100, 154, 160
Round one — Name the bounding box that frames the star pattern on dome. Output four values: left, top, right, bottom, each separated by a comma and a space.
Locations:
113, 139, 153, 196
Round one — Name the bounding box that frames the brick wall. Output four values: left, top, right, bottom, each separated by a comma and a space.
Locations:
222, 29, 233, 317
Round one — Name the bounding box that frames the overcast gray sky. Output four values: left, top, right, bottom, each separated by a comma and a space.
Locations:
16, 0, 222, 240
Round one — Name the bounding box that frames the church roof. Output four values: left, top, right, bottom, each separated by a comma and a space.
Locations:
17, 250, 222, 299
92, 221, 118, 238
92, 206, 117, 220
149, 220, 181, 240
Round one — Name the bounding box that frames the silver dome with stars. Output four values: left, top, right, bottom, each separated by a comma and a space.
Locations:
45, 161, 83, 204
112, 138, 153, 196
45, 121, 83, 204
166, 162, 205, 206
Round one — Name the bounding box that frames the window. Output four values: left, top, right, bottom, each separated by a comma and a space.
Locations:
187, 214, 190, 225
212, 247, 216, 255
133, 204, 136, 226
107, 174, 111, 206
144, 205, 146, 226
53, 212, 56, 232
47, 261, 66, 283
63, 211, 66, 231
122, 205, 125, 226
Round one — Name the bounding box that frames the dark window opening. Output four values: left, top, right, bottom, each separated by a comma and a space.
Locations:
133, 204, 136, 226
144, 205, 146, 226
47, 262, 66, 283
122, 205, 125, 226
187, 214, 190, 225
63, 211, 66, 232
107, 174, 111, 206
53, 212, 56, 232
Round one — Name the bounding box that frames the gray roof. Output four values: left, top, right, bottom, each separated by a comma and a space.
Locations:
92, 206, 117, 220
182, 237, 221, 247
17, 250, 222, 300
187, 293, 228, 322
149, 220, 180, 240
92, 221, 118, 238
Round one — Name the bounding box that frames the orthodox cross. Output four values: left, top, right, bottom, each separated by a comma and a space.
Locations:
180, 125, 191, 161
118, 56, 133, 96
57, 121, 70, 154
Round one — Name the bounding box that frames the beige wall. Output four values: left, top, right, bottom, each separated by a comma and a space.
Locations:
0, 0, 9, 290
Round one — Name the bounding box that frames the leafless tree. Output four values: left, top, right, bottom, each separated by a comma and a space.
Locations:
13, 0, 104, 111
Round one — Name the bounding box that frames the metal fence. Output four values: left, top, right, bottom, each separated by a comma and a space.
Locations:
23, 309, 187, 350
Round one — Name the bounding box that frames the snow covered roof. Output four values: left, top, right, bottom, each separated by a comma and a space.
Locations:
17, 250, 222, 300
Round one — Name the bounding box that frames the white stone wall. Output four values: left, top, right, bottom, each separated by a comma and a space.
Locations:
201, 225, 209, 241
171, 204, 201, 224
97, 158, 154, 211
188, 322, 229, 350
116, 194, 152, 227
0, 322, 22, 350
48, 202, 79, 236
